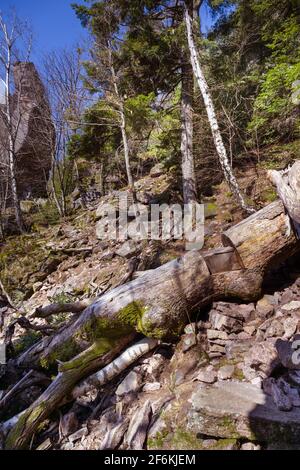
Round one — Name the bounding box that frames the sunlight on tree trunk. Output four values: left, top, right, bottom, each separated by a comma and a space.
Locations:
181, 0, 197, 205
184, 3, 255, 214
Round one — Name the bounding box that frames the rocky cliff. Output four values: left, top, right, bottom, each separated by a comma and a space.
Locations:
0, 62, 55, 200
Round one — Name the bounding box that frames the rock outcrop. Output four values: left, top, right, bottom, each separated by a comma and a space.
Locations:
0, 62, 55, 200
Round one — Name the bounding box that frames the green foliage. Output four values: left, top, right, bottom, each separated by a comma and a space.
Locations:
125, 92, 155, 133
69, 101, 121, 164
70, 0, 300, 185
248, 10, 300, 143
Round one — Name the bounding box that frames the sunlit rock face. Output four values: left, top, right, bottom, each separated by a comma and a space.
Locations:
0, 62, 55, 200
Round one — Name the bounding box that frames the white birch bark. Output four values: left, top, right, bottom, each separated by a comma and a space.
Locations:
108, 45, 134, 192
180, 0, 197, 205
3, 33, 23, 231
72, 338, 159, 399
184, 4, 255, 214
181, 58, 197, 204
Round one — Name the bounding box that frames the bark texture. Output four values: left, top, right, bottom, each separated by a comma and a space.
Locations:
184, 3, 254, 214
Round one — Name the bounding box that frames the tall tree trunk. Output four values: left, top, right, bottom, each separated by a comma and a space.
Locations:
5, 56, 23, 232
99, 160, 104, 195
184, 3, 254, 214
108, 44, 135, 195
8, 141, 23, 231
50, 159, 64, 218
119, 102, 134, 192
181, 56, 197, 204
181, 0, 197, 205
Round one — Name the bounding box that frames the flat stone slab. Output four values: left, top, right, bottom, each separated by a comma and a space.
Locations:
187, 381, 300, 443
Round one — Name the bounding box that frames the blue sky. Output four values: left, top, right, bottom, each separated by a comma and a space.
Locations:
0, 0, 87, 61
0, 0, 215, 63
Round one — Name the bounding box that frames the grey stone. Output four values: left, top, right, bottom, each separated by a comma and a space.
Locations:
187, 381, 300, 443
62, 442, 74, 451
243, 339, 279, 376
256, 296, 275, 319
262, 377, 275, 396
209, 344, 226, 354
270, 381, 292, 411
237, 332, 251, 340
196, 369, 217, 384
143, 382, 161, 392
277, 378, 300, 407
95, 194, 120, 220
265, 319, 284, 338
124, 400, 152, 450
240, 442, 261, 450
281, 301, 300, 313
100, 416, 128, 450
225, 339, 254, 361
0, 63, 54, 199
209, 311, 242, 333
116, 371, 140, 396
251, 377, 263, 388
202, 439, 217, 448
212, 302, 255, 321
244, 326, 256, 336
59, 412, 78, 439
142, 354, 165, 379
218, 365, 235, 380
283, 317, 299, 339
182, 333, 197, 352
209, 339, 228, 346
208, 352, 223, 359
258, 317, 274, 331
115, 241, 140, 259
207, 330, 228, 341
242, 365, 262, 382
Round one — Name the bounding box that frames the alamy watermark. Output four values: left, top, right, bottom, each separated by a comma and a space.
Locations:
96, 192, 205, 251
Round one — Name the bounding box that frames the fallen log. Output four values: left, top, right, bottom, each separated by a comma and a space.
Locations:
7, 197, 300, 449
222, 200, 296, 270
5, 333, 137, 449
17, 251, 213, 370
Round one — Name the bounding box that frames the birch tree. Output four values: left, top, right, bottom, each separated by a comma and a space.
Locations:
106, 40, 134, 193
43, 47, 87, 217
180, 0, 203, 204
184, 2, 254, 214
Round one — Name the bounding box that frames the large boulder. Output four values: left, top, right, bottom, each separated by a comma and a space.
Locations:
0, 62, 54, 200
